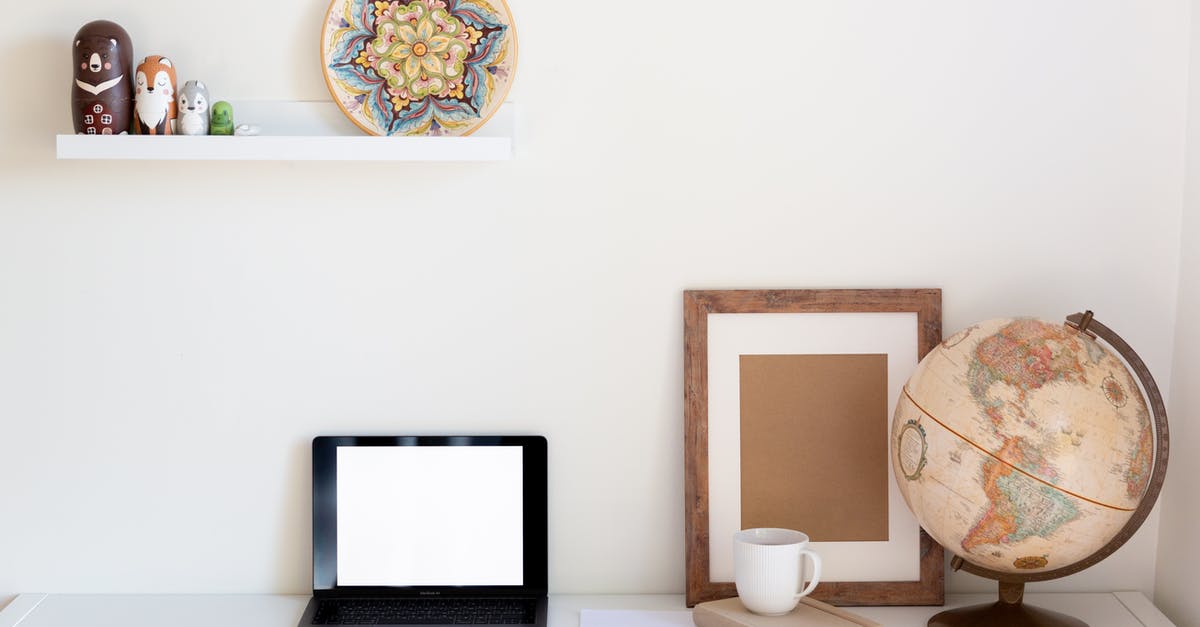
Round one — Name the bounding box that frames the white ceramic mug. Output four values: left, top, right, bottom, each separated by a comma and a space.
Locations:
733, 528, 823, 616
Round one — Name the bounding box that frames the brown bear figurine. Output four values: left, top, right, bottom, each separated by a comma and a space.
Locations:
71, 20, 133, 135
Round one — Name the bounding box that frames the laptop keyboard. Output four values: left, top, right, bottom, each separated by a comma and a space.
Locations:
312, 598, 538, 625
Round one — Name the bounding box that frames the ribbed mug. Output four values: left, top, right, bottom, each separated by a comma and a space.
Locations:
733, 528, 822, 616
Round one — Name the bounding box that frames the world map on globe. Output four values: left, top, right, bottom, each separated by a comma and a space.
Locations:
892, 318, 1154, 575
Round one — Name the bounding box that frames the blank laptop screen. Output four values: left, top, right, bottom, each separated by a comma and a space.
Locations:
335, 445, 524, 586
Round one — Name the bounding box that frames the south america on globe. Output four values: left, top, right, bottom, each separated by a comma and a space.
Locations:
892, 317, 1154, 576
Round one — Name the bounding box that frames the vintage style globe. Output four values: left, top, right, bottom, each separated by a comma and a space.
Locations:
892, 313, 1168, 626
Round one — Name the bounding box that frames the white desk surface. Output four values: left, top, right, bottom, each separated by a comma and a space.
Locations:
0, 592, 1174, 627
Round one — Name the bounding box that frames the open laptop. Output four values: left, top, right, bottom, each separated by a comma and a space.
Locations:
298, 435, 548, 627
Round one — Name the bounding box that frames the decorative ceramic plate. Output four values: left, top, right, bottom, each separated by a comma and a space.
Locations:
321, 0, 517, 136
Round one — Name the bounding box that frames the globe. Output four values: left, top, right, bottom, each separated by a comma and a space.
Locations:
891, 314, 1168, 626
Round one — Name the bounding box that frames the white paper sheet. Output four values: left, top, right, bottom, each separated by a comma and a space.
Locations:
579, 609, 695, 627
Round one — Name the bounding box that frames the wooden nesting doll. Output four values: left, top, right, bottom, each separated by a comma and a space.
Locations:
210, 101, 233, 136
71, 20, 133, 135
177, 80, 210, 136
134, 55, 177, 134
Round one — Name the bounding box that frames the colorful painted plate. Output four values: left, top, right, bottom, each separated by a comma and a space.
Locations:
320, 0, 517, 136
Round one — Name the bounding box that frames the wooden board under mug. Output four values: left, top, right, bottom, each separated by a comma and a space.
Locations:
693, 597, 882, 627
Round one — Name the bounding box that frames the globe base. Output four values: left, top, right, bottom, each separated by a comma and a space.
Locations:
928, 582, 1087, 627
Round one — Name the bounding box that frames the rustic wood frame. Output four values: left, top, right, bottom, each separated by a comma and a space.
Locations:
684, 289, 945, 607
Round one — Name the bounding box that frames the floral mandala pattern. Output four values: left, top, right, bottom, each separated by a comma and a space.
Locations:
322, 0, 515, 136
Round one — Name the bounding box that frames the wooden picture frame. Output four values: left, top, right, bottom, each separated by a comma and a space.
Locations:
684, 289, 944, 607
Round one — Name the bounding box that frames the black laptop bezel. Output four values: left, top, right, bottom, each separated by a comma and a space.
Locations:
311, 435, 548, 597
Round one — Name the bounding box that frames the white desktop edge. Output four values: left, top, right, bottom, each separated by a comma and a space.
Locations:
0, 592, 1175, 627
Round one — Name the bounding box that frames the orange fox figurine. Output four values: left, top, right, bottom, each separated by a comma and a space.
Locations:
133, 55, 177, 134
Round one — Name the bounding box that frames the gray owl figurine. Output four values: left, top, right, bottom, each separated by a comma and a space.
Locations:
177, 80, 210, 136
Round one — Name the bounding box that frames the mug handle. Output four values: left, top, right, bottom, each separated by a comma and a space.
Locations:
794, 549, 822, 600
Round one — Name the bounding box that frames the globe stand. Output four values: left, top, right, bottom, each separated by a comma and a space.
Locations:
928, 581, 1087, 627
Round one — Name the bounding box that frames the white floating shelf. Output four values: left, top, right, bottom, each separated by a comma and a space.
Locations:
56, 100, 514, 161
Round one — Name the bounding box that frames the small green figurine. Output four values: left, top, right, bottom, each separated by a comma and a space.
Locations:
210, 101, 233, 135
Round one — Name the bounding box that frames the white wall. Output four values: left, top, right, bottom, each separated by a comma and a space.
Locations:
1154, 1, 1200, 623
1156, 163, 1200, 625
0, 0, 1189, 605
